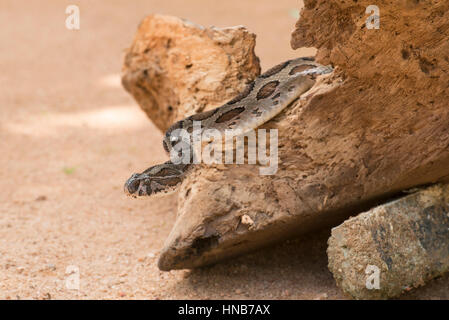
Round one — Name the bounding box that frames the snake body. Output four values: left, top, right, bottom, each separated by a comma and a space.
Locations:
125, 57, 333, 197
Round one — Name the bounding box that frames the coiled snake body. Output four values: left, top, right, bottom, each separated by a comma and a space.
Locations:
125, 57, 333, 197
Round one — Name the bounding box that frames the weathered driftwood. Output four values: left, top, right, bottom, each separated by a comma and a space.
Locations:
328, 184, 449, 299
122, 14, 260, 133
122, 0, 449, 271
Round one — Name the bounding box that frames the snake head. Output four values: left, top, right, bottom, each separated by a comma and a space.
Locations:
124, 163, 189, 197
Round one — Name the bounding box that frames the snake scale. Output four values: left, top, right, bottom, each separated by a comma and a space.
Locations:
124, 57, 333, 197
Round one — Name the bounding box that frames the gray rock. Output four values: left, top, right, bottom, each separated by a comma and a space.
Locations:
328, 184, 449, 299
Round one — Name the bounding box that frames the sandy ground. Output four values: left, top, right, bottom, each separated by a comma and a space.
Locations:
1, 0, 448, 300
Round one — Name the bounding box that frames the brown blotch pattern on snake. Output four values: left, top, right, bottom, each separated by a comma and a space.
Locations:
256, 80, 280, 100
215, 107, 245, 123
272, 93, 281, 106
189, 108, 218, 121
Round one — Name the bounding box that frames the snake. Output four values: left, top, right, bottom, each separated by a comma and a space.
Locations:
124, 57, 333, 197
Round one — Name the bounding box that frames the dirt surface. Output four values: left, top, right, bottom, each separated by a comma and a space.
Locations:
1, 0, 448, 299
